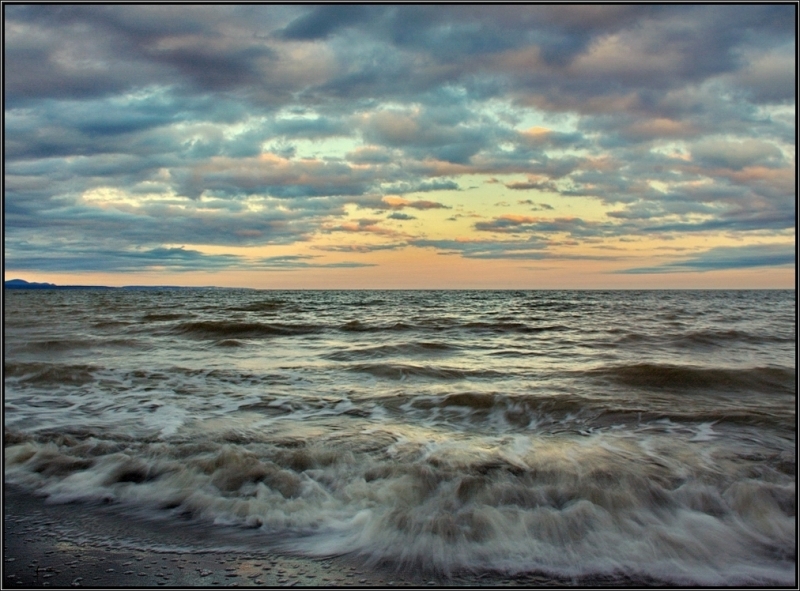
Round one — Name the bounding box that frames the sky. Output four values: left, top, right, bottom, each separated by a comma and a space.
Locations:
3, 4, 796, 289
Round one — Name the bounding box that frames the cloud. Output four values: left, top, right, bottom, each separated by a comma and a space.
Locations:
3, 5, 795, 278
270, 116, 351, 139
4, 189, 325, 251
381, 196, 451, 210
312, 242, 407, 253
345, 146, 396, 164
4, 244, 243, 273
256, 255, 375, 269
380, 179, 460, 195
276, 5, 375, 40
411, 238, 550, 259
411, 238, 617, 261
690, 139, 785, 171
618, 243, 795, 273
727, 45, 796, 104
326, 218, 401, 237
518, 200, 554, 211
359, 106, 496, 164
388, 212, 416, 221
505, 177, 558, 192
474, 214, 540, 232
474, 215, 625, 239
177, 154, 376, 199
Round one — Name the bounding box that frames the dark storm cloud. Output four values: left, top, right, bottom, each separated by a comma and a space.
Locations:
4, 4, 795, 275
618, 244, 795, 274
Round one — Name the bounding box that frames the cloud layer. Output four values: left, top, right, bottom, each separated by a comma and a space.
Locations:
4, 5, 795, 282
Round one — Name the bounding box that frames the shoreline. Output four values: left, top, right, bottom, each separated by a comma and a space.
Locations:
3, 486, 791, 588
3, 485, 419, 588
2, 485, 589, 588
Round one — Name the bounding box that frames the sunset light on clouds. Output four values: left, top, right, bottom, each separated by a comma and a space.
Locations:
4, 4, 796, 288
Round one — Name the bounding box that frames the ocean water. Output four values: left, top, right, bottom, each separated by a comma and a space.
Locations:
3, 289, 796, 585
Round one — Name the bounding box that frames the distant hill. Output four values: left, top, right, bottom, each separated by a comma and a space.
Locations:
5, 279, 59, 289
4, 278, 116, 289
5, 279, 221, 290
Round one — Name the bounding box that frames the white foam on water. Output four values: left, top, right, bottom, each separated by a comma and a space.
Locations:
141, 404, 187, 438
4, 425, 795, 586
688, 421, 717, 441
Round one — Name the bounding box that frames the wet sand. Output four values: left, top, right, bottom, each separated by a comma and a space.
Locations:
4, 483, 714, 589
4, 485, 617, 589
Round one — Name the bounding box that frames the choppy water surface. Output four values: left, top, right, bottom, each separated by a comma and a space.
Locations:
4, 289, 796, 584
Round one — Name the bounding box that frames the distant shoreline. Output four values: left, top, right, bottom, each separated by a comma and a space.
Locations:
3, 279, 219, 290
4, 279, 794, 291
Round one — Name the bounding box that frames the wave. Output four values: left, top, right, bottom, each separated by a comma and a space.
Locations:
678, 329, 796, 346
615, 330, 796, 348
4, 362, 99, 386
16, 338, 97, 353
399, 389, 796, 433
412, 391, 573, 412
337, 320, 569, 334
346, 298, 387, 307
227, 299, 295, 312
586, 363, 795, 394
171, 320, 321, 339
462, 322, 568, 334
213, 339, 245, 348
141, 312, 189, 321
326, 342, 455, 361
4, 430, 794, 585
92, 320, 133, 329
339, 320, 414, 332
348, 363, 504, 381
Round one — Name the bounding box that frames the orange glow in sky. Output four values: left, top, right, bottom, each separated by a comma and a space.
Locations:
4, 6, 795, 289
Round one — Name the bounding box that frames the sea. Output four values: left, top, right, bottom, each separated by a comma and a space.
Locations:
3, 289, 796, 585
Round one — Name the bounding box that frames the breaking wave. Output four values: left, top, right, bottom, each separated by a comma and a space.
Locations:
4, 428, 795, 585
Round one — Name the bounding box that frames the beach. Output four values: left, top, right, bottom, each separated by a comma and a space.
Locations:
6, 486, 615, 589
4, 289, 795, 587
4, 486, 404, 587
4, 485, 417, 588
3, 485, 682, 589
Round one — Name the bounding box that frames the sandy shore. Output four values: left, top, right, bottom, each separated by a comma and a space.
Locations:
3, 485, 603, 589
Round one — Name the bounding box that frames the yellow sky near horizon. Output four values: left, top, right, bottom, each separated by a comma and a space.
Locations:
4, 6, 795, 289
